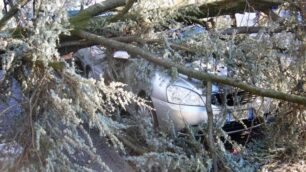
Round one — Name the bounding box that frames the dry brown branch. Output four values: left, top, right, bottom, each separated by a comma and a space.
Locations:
180, 0, 284, 19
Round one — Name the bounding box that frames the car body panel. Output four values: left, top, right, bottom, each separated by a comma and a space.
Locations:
151, 96, 221, 131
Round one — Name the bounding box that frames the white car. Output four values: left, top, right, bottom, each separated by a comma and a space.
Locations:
74, 46, 264, 135
74, 25, 267, 134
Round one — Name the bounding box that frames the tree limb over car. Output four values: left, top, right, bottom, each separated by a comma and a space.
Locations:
74, 30, 306, 106
1, 0, 294, 39
67, 0, 284, 29
220, 25, 306, 34
1, 0, 304, 107
179, 0, 284, 18
58, 24, 305, 53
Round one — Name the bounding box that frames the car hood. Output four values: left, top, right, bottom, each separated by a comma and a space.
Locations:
173, 74, 220, 95
151, 70, 221, 102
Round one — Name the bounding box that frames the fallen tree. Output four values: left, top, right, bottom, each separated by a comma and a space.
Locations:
62, 0, 306, 106
0, 0, 305, 171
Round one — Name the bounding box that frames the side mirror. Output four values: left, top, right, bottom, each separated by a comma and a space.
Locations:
113, 51, 130, 60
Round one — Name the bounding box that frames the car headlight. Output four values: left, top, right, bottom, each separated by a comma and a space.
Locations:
167, 85, 205, 106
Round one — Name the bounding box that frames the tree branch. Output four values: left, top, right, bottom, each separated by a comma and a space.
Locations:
68, 0, 284, 30
69, 0, 126, 27
117, 134, 150, 155
221, 26, 275, 35
178, 0, 284, 19
74, 30, 306, 106
109, 0, 136, 23
220, 25, 306, 34
58, 36, 196, 55
0, 0, 29, 30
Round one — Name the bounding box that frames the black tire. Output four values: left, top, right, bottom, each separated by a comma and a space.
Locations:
85, 65, 93, 78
